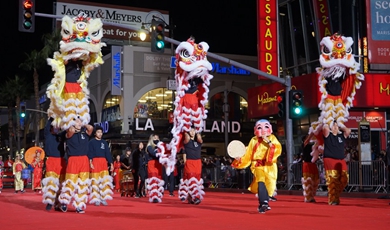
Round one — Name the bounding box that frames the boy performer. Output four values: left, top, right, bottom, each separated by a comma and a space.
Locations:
59, 118, 93, 214
178, 127, 205, 205
88, 126, 114, 206
42, 118, 67, 211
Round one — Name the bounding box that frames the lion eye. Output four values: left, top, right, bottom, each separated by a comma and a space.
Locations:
91, 30, 100, 37
322, 46, 331, 54
180, 49, 191, 59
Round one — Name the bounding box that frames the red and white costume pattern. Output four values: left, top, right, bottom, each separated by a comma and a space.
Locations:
306, 33, 364, 162
158, 37, 213, 176
146, 142, 166, 203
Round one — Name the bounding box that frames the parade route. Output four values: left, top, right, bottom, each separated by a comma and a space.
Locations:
0, 188, 389, 229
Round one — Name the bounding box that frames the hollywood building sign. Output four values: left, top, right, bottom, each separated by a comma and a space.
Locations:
257, 0, 278, 79
134, 118, 242, 133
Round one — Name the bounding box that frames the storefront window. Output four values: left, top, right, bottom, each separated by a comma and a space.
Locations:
103, 94, 120, 109
134, 88, 174, 119
102, 93, 121, 122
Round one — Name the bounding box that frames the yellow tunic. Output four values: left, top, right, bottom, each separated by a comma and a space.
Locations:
232, 135, 282, 196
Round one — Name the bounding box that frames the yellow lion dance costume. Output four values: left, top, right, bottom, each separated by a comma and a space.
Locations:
45, 12, 105, 213
46, 12, 105, 130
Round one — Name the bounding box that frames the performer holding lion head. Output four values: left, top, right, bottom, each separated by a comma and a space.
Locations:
305, 33, 363, 205
150, 37, 213, 204
46, 12, 104, 214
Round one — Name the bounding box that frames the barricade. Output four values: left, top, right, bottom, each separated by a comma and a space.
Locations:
199, 160, 387, 194
281, 160, 387, 193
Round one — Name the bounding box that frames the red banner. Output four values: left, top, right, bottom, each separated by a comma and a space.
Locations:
365, 0, 390, 68
257, 0, 278, 79
312, 0, 332, 38
247, 73, 390, 119
354, 73, 390, 107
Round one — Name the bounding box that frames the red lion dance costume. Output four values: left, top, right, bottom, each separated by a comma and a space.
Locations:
306, 33, 364, 204
46, 12, 105, 213
157, 37, 213, 203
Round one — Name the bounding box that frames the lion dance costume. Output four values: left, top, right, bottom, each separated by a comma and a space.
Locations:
42, 118, 66, 211
306, 33, 364, 161
301, 137, 319, 203
154, 37, 213, 203
232, 120, 282, 213
46, 12, 105, 213
306, 33, 364, 204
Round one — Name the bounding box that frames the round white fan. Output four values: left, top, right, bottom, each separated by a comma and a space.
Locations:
227, 140, 246, 158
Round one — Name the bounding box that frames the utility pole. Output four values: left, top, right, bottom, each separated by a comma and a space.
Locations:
223, 89, 230, 156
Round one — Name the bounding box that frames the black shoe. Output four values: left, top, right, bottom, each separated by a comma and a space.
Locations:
46, 204, 53, 211
54, 205, 61, 211
76, 208, 85, 214
169, 193, 174, 197
330, 202, 339, 206
60, 205, 68, 213
135, 195, 140, 198
305, 198, 316, 203
15, 191, 18, 194
21, 190, 25, 194
258, 204, 268, 214
152, 198, 159, 203
193, 198, 201, 205
269, 196, 277, 201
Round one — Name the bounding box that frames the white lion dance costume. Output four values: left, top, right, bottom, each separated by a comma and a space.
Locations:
157, 37, 213, 203
305, 33, 364, 204
306, 33, 364, 162
46, 12, 105, 213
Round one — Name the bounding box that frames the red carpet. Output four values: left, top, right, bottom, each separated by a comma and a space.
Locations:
0, 188, 389, 229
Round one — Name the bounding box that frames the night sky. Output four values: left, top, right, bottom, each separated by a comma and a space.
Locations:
2, 0, 257, 86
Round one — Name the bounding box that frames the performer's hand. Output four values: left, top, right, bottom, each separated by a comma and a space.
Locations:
262, 136, 271, 144
68, 126, 76, 134
85, 124, 94, 135
90, 163, 94, 170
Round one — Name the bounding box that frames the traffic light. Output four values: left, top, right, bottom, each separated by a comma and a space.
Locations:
18, 0, 35, 33
276, 92, 285, 118
151, 19, 165, 53
20, 105, 26, 118
289, 90, 304, 119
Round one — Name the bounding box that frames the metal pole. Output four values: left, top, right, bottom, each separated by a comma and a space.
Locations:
26, 108, 48, 114
170, 19, 176, 112
223, 89, 229, 156
17, 105, 21, 155
285, 76, 294, 188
